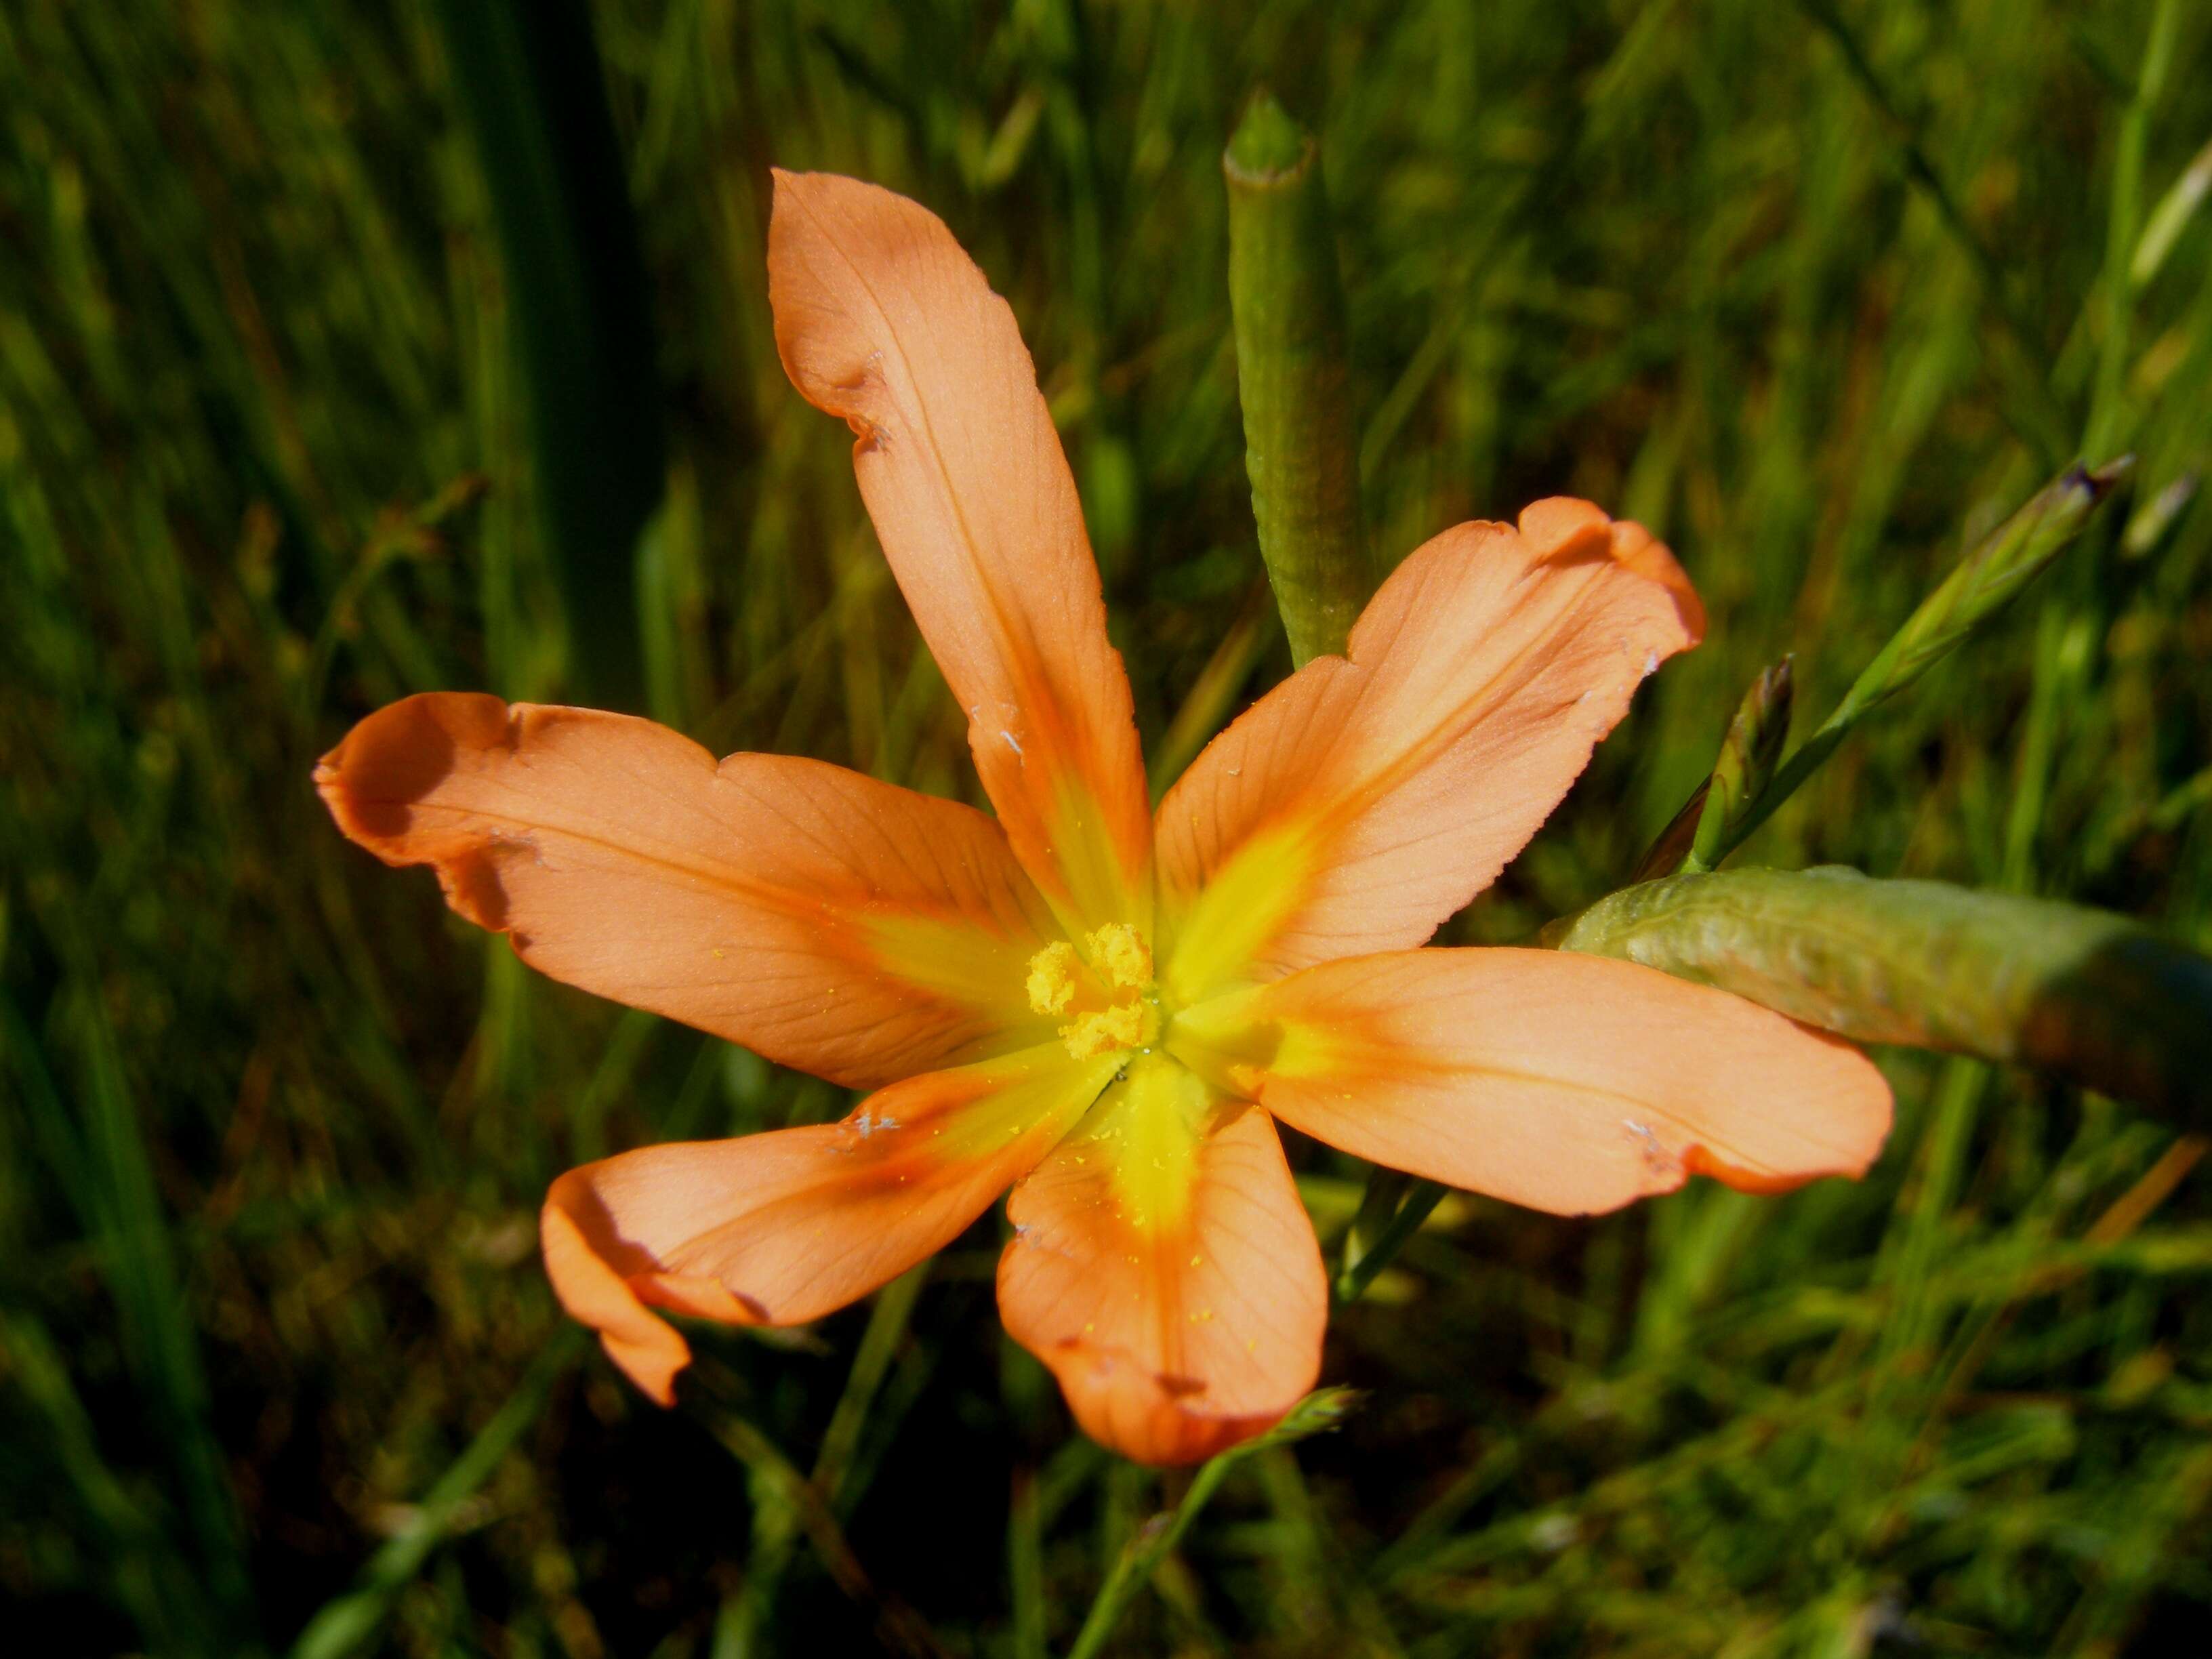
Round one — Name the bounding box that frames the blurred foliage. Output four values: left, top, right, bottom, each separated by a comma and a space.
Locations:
5, 0, 2212, 1655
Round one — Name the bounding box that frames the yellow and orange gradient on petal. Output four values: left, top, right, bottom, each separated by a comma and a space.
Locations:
314, 168, 1893, 1467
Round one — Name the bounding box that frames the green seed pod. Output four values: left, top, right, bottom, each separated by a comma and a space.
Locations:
1549, 867, 2212, 1127
1225, 93, 1380, 666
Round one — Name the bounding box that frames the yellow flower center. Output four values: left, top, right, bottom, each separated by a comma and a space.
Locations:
1026, 922, 1160, 1060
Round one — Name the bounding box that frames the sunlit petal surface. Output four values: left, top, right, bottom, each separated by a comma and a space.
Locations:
318, 693, 1059, 1088
769, 169, 1153, 937
998, 1054, 1327, 1465
1184, 947, 1891, 1216
1158, 500, 1703, 1001
545, 1042, 1121, 1403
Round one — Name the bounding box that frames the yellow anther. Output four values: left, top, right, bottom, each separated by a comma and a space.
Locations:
1029, 924, 1158, 1059
1086, 921, 1153, 990
1025, 940, 1080, 1016
1059, 1000, 1156, 1061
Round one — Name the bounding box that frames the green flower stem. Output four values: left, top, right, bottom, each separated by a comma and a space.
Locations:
1336, 1176, 1449, 1304
1547, 867, 2212, 1128
1065, 1390, 1357, 1659
1225, 94, 1380, 665
1227, 91, 1405, 1286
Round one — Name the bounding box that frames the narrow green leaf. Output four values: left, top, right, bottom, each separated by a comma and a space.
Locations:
1, 1309, 213, 1653
1549, 867, 2212, 1126
1704, 459, 2128, 866
2131, 131, 2212, 290
1225, 92, 1380, 665
431, 0, 665, 710
2087, 0, 2179, 460
1795, 0, 2072, 466
1148, 581, 1280, 800
695, 1386, 948, 1658
2121, 471, 2199, 560
289, 1330, 584, 1659
813, 1263, 928, 1517
18, 982, 260, 1652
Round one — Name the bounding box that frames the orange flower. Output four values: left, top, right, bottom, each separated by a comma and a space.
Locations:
316, 171, 1892, 1466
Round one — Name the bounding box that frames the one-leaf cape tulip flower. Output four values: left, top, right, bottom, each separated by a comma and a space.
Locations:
316, 171, 1892, 1467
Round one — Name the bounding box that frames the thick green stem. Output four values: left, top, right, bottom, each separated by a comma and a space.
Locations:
1225, 94, 1379, 665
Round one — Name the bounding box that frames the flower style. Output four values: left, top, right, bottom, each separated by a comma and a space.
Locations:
316, 171, 1892, 1465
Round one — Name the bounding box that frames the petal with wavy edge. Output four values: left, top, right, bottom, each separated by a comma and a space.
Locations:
318, 693, 1060, 1090
1156, 501, 1703, 1002
544, 1042, 1122, 1403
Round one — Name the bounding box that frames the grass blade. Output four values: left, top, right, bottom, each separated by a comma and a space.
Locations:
430, 0, 665, 710
7, 979, 260, 1652
289, 1328, 586, 1659
1064, 1389, 1358, 1659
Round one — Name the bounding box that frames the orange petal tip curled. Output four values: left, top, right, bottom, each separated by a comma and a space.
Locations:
541, 1191, 692, 1407
312, 691, 1063, 1090
540, 1049, 1119, 1408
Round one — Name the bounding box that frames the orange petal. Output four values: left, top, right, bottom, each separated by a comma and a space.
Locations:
317, 693, 1061, 1090
1185, 947, 1891, 1216
544, 1042, 1121, 1404
769, 170, 1151, 936
998, 1054, 1326, 1465
1155, 501, 1704, 1002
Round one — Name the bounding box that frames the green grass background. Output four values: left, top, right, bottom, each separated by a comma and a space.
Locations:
6, 0, 2212, 1654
